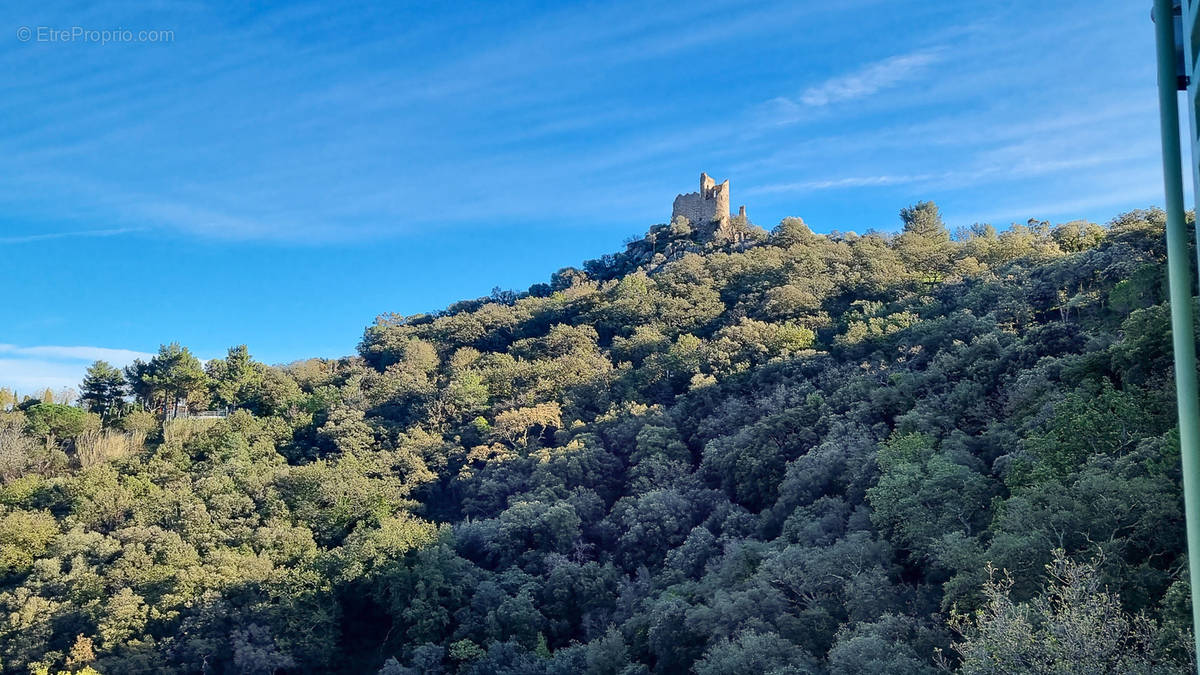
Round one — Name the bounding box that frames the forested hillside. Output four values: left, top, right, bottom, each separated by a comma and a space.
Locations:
0, 204, 1194, 673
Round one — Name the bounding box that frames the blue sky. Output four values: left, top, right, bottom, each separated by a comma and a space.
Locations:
0, 0, 1174, 392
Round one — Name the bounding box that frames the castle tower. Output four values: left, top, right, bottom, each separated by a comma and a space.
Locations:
672, 172, 733, 227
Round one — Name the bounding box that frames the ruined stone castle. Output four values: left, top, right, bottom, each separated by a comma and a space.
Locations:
671, 172, 745, 227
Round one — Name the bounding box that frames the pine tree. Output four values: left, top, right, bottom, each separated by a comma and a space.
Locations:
80, 360, 128, 421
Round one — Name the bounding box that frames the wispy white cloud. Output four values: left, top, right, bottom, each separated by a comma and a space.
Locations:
746, 174, 939, 195
0, 227, 144, 245
0, 344, 156, 395
739, 94, 1162, 206
0, 0, 1160, 250
957, 183, 1164, 226
799, 49, 943, 107
0, 358, 86, 393
0, 344, 155, 363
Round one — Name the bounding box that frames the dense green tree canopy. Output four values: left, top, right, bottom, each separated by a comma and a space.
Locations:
78, 361, 126, 421
0, 205, 1193, 673
124, 343, 209, 416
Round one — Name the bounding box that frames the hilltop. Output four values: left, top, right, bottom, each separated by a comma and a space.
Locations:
0, 202, 1192, 674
